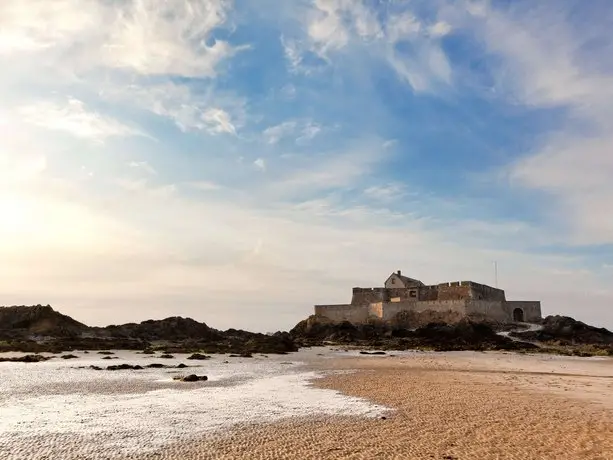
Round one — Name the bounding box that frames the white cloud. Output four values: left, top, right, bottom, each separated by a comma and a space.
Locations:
263, 119, 322, 144
363, 183, 406, 202
263, 121, 297, 144
269, 140, 390, 197
285, 1, 453, 92
201, 108, 237, 135
442, 2, 613, 244
253, 158, 266, 171
0, 0, 238, 78
129, 161, 157, 176
17, 98, 143, 142
186, 181, 222, 191
429, 21, 452, 38
100, 82, 246, 135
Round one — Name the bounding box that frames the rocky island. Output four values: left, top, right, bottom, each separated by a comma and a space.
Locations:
1, 304, 612, 358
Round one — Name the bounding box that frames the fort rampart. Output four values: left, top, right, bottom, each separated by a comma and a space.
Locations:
315, 272, 542, 325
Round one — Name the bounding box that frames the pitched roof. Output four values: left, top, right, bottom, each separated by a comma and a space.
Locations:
386, 272, 424, 287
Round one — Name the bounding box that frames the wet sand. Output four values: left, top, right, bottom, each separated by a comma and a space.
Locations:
143, 351, 613, 460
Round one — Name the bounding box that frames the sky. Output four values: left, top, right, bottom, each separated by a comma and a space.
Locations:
1, 0, 612, 332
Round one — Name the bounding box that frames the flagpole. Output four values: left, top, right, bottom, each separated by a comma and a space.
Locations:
494, 261, 498, 288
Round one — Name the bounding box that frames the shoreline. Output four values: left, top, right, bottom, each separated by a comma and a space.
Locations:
138, 351, 613, 460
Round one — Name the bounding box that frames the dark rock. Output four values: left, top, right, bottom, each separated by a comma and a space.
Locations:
159, 354, 174, 359
61, 354, 79, 359
146, 363, 167, 368
290, 316, 538, 352
0, 354, 50, 363
106, 364, 143, 371
97, 351, 114, 355
187, 353, 211, 360
174, 374, 208, 382
359, 351, 386, 355
96, 316, 223, 342
89, 365, 102, 370
101, 356, 118, 360
512, 315, 613, 345
0, 305, 88, 339
176, 363, 187, 368
1, 306, 298, 356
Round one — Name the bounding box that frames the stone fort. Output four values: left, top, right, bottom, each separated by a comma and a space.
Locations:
315, 271, 542, 326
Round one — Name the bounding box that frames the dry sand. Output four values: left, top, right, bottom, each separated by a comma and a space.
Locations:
137, 351, 613, 460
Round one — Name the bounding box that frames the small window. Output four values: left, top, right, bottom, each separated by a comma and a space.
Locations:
409, 291, 417, 298
391, 278, 395, 284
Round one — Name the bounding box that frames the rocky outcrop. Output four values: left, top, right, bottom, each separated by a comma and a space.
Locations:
511, 315, 613, 345
93, 316, 223, 342
290, 315, 537, 352
0, 306, 298, 355
0, 305, 88, 339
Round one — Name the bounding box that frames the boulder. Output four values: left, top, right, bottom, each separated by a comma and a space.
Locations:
106, 364, 143, 371
174, 374, 208, 382
187, 353, 211, 360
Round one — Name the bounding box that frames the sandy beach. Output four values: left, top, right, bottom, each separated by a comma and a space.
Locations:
2, 350, 613, 459
141, 351, 613, 460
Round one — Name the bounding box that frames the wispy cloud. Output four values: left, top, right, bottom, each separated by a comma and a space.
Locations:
284, 0, 453, 92
263, 119, 321, 144
0, 0, 239, 77
17, 98, 143, 142
439, 2, 613, 244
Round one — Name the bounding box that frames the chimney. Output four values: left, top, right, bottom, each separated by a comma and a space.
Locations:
397, 270, 401, 276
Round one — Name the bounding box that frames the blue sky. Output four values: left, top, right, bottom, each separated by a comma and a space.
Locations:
0, 0, 612, 331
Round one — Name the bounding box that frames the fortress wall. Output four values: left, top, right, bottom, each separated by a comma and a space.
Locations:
314, 304, 369, 323
437, 283, 472, 300
351, 287, 388, 305
504, 301, 542, 322
386, 287, 414, 300
467, 282, 506, 301
465, 300, 508, 322
381, 300, 468, 326
417, 285, 439, 301
368, 302, 384, 319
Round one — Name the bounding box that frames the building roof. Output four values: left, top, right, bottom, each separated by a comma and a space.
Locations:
385, 271, 424, 287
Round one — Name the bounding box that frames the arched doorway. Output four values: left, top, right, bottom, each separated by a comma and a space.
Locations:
513, 308, 524, 322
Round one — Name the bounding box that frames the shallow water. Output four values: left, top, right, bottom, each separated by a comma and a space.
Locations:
0, 348, 387, 459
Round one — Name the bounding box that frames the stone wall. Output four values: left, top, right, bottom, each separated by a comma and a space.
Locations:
351, 287, 388, 305
467, 282, 506, 301
314, 304, 369, 323
368, 302, 384, 319
417, 285, 439, 301
465, 300, 508, 322
436, 282, 472, 300
315, 299, 542, 325
381, 300, 468, 327
504, 301, 542, 322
